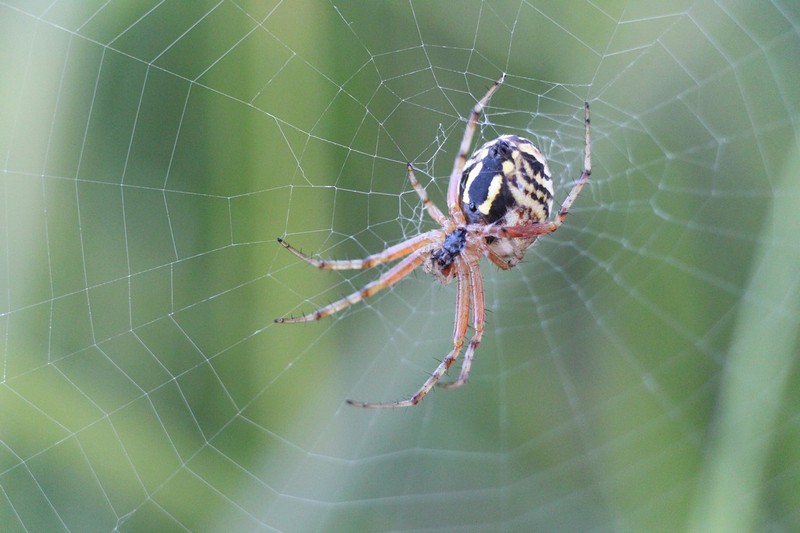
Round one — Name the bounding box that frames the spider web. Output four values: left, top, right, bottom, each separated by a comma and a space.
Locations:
2, 1, 799, 531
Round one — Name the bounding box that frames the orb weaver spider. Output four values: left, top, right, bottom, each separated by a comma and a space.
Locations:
276, 74, 591, 408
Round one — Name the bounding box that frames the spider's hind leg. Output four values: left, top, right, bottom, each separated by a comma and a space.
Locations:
447, 73, 506, 212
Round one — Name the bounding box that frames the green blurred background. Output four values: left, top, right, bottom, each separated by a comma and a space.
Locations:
1, 1, 799, 531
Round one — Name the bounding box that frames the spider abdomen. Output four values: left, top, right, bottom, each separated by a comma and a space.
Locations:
460, 135, 554, 225
459, 135, 555, 266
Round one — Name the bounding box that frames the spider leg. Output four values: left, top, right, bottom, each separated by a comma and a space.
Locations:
555, 167, 590, 227
347, 257, 472, 408
551, 103, 591, 225
484, 168, 590, 241
447, 74, 506, 216
482, 221, 559, 240
406, 163, 447, 226
486, 248, 513, 270
439, 259, 484, 389
277, 231, 438, 270
275, 248, 428, 324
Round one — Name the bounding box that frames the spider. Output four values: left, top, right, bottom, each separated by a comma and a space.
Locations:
275, 74, 591, 408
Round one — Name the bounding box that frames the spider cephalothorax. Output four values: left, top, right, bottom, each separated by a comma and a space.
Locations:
428, 228, 466, 280
276, 74, 591, 408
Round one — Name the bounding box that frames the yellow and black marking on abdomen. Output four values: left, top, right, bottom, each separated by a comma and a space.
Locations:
459, 135, 554, 226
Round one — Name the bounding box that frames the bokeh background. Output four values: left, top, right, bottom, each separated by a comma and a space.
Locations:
2, 1, 799, 531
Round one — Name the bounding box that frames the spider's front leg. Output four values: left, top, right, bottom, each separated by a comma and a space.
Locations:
439, 259, 484, 389
274, 232, 439, 323
347, 257, 472, 408
276, 231, 438, 271
275, 248, 428, 324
